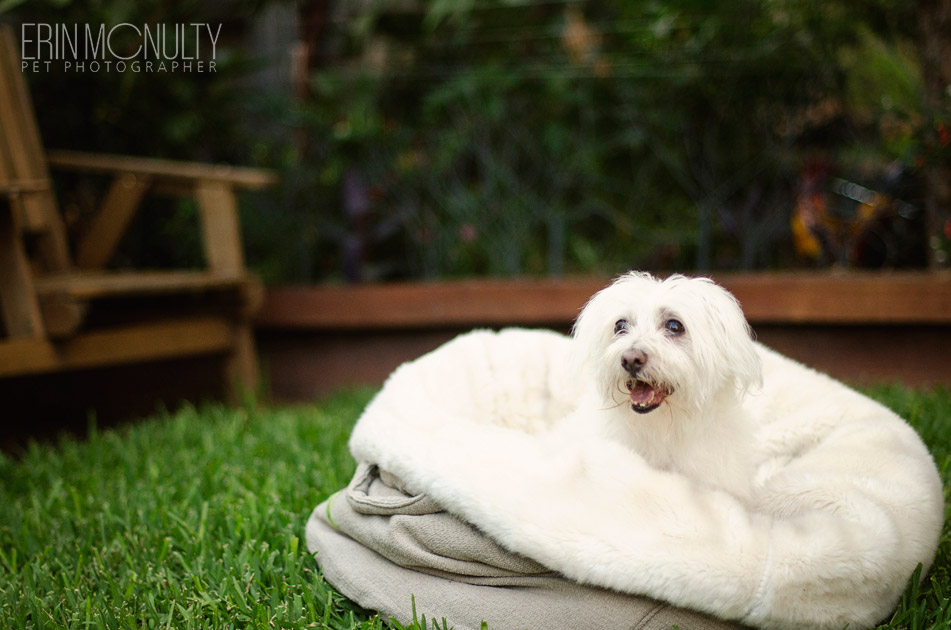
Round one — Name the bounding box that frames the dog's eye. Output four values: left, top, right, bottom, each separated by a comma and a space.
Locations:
664, 319, 685, 336
614, 319, 629, 335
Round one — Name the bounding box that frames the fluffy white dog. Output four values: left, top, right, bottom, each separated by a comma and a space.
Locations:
560, 271, 762, 499
345, 269, 945, 629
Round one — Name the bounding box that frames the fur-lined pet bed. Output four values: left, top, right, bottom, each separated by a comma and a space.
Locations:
306, 328, 944, 630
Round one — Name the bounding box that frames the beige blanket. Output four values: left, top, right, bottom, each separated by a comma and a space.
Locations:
307, 462, 746, 630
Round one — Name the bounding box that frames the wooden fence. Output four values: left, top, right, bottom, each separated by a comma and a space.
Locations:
255, 272, 951, 401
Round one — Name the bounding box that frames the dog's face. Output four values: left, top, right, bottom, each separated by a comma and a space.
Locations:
572, 272, 762, 416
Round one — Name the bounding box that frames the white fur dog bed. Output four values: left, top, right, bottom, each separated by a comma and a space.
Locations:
322, 328, 944, 629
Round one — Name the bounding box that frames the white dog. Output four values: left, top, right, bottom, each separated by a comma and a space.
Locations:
559, 271, 762, 499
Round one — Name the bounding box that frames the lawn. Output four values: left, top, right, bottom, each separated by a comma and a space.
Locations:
1, 386, 949, 629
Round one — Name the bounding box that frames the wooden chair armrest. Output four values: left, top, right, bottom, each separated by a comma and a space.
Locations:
46, 149, 278, 189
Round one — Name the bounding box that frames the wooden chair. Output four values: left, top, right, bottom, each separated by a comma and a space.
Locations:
0, 24, 276, 398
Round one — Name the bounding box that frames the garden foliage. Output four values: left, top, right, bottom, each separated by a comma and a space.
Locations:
10, 0, 942, 281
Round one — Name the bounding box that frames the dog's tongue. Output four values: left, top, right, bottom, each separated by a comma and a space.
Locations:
629, 381, 666, 406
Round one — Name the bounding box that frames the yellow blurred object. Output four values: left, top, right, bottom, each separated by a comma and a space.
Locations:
791, 210, 823, 259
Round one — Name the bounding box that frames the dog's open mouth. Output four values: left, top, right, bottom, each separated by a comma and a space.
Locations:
625, 379, 672, 414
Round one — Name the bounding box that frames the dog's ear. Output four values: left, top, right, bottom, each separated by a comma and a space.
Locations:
570, 272, 645, 373
690, 278, 763, 395
570, 284, 613, 374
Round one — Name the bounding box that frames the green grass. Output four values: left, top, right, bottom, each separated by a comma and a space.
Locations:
0, 386, 949, 629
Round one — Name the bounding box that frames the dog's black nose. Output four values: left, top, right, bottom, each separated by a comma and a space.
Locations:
621, 348, 647, 375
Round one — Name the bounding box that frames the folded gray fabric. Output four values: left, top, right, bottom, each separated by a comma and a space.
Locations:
306, 463, 746, 630
325, 462, 551, 585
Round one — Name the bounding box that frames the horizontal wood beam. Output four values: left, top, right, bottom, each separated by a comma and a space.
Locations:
257, 278, 605, 329
256, 272, 951, 330
0, 178, 51, 194
718, 272, 951, 324
34, 270, 248, 300
46, 149, 278, 189
0, 316, 236, 377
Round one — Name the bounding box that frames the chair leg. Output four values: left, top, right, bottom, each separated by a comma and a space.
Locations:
196, 179, 245, 277
226, 321, 259, 403
0, 205, 46, 339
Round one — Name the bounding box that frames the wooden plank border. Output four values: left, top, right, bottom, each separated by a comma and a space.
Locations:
256, 272, 951, 330
721, 272, 951, 324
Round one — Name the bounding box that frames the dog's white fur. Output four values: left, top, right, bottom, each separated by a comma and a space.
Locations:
560, 271, 761, 499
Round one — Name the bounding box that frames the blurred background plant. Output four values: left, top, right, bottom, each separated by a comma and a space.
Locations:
5, 0, 949, 282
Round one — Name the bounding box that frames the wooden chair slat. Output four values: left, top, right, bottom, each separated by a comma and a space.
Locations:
75, 173, 152, 270
0, 317, 236, 377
